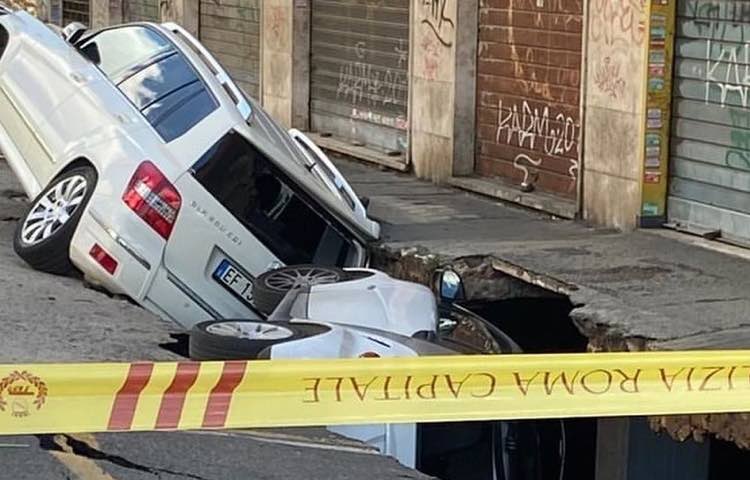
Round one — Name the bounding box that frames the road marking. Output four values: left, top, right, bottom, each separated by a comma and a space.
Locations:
49, 434, 116, 480
191, 429, 380, 455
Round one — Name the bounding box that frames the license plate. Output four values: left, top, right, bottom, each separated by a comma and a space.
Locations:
213, 259, 254, 307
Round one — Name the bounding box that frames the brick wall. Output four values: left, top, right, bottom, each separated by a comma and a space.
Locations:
475, 0, 583, 198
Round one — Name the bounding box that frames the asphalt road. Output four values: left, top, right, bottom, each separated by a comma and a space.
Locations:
0, 161, 430, 480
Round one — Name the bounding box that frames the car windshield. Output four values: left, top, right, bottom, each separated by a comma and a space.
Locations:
192, 131, 359, 266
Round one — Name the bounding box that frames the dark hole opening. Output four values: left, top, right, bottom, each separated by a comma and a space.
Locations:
418, 297, 595, 480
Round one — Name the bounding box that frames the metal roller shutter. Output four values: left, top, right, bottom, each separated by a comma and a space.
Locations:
125, 0, 159, 22
198, 0, 260, 99
310, 0, 409, 158
669, 0, 750, 244
474, 0, 583, 199
62, 0, 89, 25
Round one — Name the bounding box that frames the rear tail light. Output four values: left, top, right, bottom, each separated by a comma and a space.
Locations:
90, 244, 118, 275
123, 161, 181, 239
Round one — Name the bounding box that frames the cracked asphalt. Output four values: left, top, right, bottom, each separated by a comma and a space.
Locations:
0, 160, 430, 479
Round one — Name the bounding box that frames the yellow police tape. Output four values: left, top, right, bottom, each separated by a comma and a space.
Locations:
0, 351, 749, 434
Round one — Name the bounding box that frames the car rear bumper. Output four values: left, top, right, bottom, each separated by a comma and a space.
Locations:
70, 206, 153, 298
70, 204, 233, 328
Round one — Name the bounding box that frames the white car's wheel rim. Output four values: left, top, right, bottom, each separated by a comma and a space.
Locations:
265, 267, 340, 291
21, 175, 88, 246
207, 321, 294, 341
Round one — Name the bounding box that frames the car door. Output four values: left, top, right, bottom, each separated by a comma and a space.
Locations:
0, 11, 95, 187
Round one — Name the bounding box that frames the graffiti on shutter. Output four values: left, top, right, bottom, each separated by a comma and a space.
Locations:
669, 0, 750, 244
475, 0, 584, 198
310, 0, 410, 157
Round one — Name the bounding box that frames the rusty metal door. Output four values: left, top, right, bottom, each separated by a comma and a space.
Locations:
474, 0, 583, 199
198, 0, 260, 99
124, 0, 159, 22
668, 0, 750, 244
62, 0, 89, 24
309, 0, 410, 158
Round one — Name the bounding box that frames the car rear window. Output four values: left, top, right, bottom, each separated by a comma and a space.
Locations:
192, 131, 356, 266
79, 26, 218, 142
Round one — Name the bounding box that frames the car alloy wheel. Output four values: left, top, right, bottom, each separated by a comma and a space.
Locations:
20, 174, 87, 246
189, 320, 331, 360
206, 321, 294, 341
252, 265, 346, 315
13, 165, 97, 275
263, 266, 342, 291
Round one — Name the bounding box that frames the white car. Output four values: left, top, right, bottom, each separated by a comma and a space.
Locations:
189, 266, 567, 479
0, 8, 379, 328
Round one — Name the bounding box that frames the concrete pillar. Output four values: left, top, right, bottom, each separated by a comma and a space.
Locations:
160, 0, 199, 36
581, 0, 650, 230
596, 417, 710, 480
261, 0, 309, 129
409, 0, 477, 182
596, 418, 630, 480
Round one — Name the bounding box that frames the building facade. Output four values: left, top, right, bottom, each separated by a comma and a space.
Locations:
48, 0, 750, 240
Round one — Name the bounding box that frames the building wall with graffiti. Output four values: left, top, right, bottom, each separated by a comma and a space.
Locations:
582, 0, 649, 230
668, 0, 750, 245
474, 0, 584, 200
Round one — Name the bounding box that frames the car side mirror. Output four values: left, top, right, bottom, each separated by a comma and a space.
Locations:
433, 268, 465, 304
360, 196, 370, 209
62, 22, 87, 44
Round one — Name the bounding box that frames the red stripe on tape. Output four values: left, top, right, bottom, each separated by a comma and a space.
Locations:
108, 363, 154, 431
155, 362, 201, 430
202, 361, 247, 428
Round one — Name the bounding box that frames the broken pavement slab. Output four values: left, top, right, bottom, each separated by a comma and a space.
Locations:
333, 156, 750, 447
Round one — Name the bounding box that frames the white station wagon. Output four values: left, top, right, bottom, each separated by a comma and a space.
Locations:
0, 7, 379, 328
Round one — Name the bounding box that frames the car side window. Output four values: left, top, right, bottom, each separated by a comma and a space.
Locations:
78, 26, 173, 81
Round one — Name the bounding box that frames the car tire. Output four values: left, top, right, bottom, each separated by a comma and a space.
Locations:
252, 265, 347, 315
13, 166, 96, 275
189, 320, 331, 360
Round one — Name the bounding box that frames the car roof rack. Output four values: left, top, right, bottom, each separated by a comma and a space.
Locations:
0, 3, 12, 14
161, 22, 252, 122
